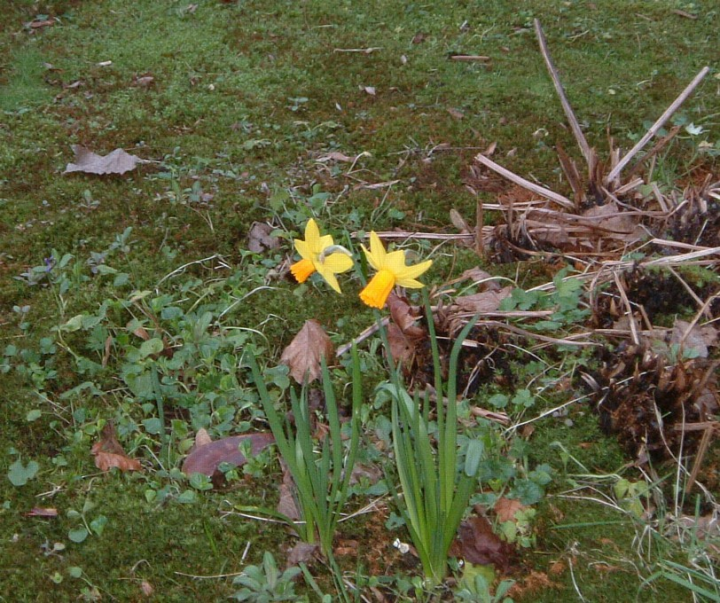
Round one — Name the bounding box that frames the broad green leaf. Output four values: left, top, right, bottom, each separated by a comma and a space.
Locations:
68, 527, 89, 543
139, 338, 164, 358
7, 459, 39, 486
26, 409, 41, 422
464, 439, 484, 477
90, 515, 107, 536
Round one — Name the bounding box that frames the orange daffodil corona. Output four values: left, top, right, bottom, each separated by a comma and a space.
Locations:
290, 220, 432, 307
290, 219, 353, 293
359, 231, 432, 309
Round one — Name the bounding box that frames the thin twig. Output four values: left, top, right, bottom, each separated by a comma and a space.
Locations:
605, 66, 709, 184
534, 20, 594, 171
475, 153, 575, 209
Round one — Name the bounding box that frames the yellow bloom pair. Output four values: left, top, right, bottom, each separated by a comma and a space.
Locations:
290, 219, 432, 309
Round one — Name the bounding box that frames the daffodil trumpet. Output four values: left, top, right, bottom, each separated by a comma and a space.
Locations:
290, 219, 353, 293
359, 232, 432, 309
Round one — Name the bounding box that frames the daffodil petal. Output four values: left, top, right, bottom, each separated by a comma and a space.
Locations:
321, 252, 354, 273
316, 268, 342, 293
304, 219, 321, 252
295, 239, 313, 260
368, 232, 386, 265
395, 259, 433, 286
384, 250, 409, 274
317, 234, 334, 251
361, 244, 378, 272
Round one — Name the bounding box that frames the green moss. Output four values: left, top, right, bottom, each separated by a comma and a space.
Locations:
1, 0, 717, 599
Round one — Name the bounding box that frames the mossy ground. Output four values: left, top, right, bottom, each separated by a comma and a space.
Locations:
1, 0, 717, 600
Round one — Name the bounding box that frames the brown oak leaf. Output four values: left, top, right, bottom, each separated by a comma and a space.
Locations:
281, 320, 333, 383
91, 423, 142, 472
450, 514, 515, 572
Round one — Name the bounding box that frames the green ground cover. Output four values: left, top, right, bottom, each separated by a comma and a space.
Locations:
1, 0, 718, 600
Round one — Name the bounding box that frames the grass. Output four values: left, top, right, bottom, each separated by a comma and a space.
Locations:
1, 0, 718, 600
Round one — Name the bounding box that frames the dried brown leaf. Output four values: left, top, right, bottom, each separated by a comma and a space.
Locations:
287, 542, 319, 566
65, 145, 148, 175
454, 286, 512, 314
494, 497, 526, 522
26, 508, 58, 518
247, 222, 280, 253
450, 209, 471, 233
386, 293, 426, 365
281, 320, 334, 384
140, 580, 154, 597
387, 292, 422, 332
182, 432, 274, 477
102, 335, 113, 367
194, 428, 213, 448
92, 423, 142, 472
317, 151, 354, 163
450, 515, 515, 572
671, 319, 718, 358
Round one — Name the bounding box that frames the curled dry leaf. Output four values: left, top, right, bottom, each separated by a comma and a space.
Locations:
280, 319, 334, 384
247, 222, 280, 253
182, 432, 274, 477
92, 423, 142, 472
26, 508, 59, 518
387, 292, 426, 366
140, 580, 154, 597
277, 463, 301, 521
65, 145, 149, 175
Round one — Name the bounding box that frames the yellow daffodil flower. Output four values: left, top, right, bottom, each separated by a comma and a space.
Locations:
290, 219, 353, 293
359, 232, 432, 309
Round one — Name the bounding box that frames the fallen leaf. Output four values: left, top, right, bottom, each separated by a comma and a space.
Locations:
101, 335, 113, 367
317, 151, 354, 163
387, 292, 423, 333
92, 423, 142, 472
494, 497, 526, 523
277, 463, 300, 521
453, 285, 512, 314
280, 320, 334, 384
450, 209, 471, 233
450, 514, 515, 572
449, 54, 491, 62
674, 514, 720, 539
387, 293, 426, 366
348, 462, 382, 486
140, 580, 154, 597
508, 570, 560, 599
671, 319, 718, 358
287, 542, 319, 566
194, 427, 213, 448
334, 539, 359, 557
133, 75, 155, 87
247, 222, 279, 253
26, 508, 58, 518
28, 19, 55, 29
65, 145, 148, 175
182, 432, 274, 477
447, 108, 465, 120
